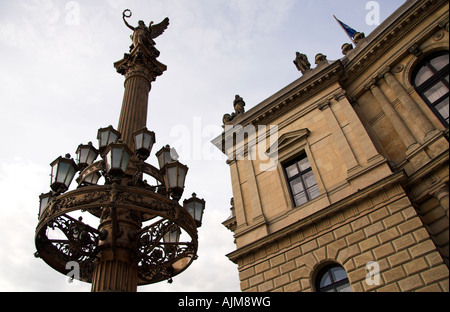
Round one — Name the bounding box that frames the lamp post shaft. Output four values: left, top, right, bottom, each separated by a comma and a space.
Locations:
117, 76, 151, 147
91, 43, 166, 292
114, 44, 167, 147
91, 207, 142, 292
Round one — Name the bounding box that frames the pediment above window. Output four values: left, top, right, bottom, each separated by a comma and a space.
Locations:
266, 128, 310, 156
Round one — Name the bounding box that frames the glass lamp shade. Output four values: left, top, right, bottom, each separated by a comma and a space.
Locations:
133, 127, 156, 160
163, 161, 188, 200
103, 142, 133, 176
163, 226, 181, 243
183, 193, 206, 227
39, 192, 52, 217
155, 145, 179, 169
97, 125, 121, 153
83, 172, 101, 185
50, 154, 78, 193
75, 142, 99, 169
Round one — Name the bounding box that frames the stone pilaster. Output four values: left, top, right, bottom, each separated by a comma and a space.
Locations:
379, 68, 437, 142
334, 92, 382, 163
366, 81, 419, 152
318, 99, 360, 174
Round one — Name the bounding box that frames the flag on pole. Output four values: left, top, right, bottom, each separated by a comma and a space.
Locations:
333, 15, 358, 43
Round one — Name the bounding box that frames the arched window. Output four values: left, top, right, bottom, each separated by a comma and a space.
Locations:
315, 264, 352, 292
412, 51, 449, 127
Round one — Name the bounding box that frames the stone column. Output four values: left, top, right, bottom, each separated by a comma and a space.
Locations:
434, 185, 449, 217
117, 76, 151, 147
379, 68, 437, 142
114, 44, 167, 146
366, 81, 419, 152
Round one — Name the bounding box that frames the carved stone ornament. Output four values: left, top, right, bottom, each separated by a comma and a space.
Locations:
114, 44, 167, 85
341, 43, 354, 55
353, 31, 365, 44
293, 52, 311, 74
223, 95, 246, 125
315, 53, 328, 65
408, 43, 422, 57
114, 10, 169, 85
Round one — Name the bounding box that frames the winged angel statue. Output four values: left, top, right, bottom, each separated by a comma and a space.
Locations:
122, 9, 169, 51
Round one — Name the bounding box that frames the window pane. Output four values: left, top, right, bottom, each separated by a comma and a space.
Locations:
290, 177, 304, 195
435, 97, 449, 124
424, 81, 449, 103
298, 157, 311, 171
336, 283, 352, 292
319, 272, 332, 288
307, 184, 320, 200
430, 55, 449, 71
302, 170, 317, 188
293, 192, 307, 206
285, 163, 299, 178
414, 65, 434, 86
330, 266, 348, 282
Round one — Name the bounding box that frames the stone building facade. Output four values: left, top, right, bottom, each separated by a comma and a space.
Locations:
213, 0, 449, 292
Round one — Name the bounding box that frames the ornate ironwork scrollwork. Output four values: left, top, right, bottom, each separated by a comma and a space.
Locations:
35, 214, 101, 282
136, 219, 197, 284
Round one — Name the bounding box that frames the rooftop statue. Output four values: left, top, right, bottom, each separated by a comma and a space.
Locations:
122, 9, 169, 52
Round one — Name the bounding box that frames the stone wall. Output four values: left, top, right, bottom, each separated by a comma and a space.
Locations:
235, 183, 449, 292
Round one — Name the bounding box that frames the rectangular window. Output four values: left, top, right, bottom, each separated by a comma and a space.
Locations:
283, 154, 320, 207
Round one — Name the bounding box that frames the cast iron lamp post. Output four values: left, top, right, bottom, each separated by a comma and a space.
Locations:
34, 11, 205, 292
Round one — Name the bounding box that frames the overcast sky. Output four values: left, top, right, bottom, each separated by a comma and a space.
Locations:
0, 0, 405, 292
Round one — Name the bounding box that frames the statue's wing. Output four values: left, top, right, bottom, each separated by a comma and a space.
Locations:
150, 17, 170, 39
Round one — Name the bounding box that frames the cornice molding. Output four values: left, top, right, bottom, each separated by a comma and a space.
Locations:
228, 60, 344, 128
342, 0, 447, 91
226, 170, 407, 263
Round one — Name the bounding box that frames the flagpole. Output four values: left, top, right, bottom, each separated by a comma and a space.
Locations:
333, 15, 355, 44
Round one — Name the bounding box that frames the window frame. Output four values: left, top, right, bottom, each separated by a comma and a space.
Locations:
315, 264, 352, 292
282, 153, 320, 207
412, 51, 449, 127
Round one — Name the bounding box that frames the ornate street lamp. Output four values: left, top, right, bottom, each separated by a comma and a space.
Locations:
38, 192, 52, 218
133, 127, 156, 161
76, 142, 99, 170
103, 141, 133, 177
163, 226, 182, 243
163, 161, 188, 201
156, 144, 178, 169
50, 154, 78, 193
81, 171, 102, 186
97, 125, 121, 153
35, 11, 205, 292
183, 193, 206, 228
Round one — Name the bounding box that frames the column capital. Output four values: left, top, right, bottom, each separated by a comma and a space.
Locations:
364, 78, 378, 91
377, 66, 392, 79
433, 185, 449, 200
318, 99, 331, 111
114, 43, 167, 87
